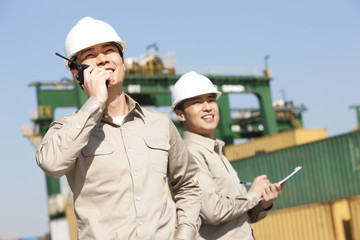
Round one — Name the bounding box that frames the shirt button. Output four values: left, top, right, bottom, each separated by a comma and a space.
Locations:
136, 196, 141, 201
138, 221, 143, 226
133, 171, 138, 176
128, 148, 132, 153
76, 125, 81, 129
93, 104, 98, 108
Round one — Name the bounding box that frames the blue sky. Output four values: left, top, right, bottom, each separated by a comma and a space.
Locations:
1, 0, 359, 238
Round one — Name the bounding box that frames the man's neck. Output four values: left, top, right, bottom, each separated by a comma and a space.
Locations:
183, 128, 215, 140
105, 90, 129, 117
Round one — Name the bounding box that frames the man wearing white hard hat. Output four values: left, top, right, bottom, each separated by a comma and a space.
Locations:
172, 71, 281, 239
36, 17, 201, 240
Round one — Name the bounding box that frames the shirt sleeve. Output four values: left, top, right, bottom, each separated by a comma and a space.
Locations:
167, 121, 201, 240
191, 151, 261, 225
36, 97, 105, 179
247, 202, 271, 223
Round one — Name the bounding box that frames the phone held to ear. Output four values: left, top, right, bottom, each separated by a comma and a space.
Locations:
55, 53, 109, 88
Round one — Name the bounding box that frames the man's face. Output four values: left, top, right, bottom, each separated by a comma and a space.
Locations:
71, 42, 125, 87
176, 93, 219, 139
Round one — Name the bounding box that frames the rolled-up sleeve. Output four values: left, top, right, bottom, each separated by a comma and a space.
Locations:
36, 97, 105, 179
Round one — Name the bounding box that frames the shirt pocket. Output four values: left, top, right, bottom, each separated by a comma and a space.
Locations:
144, 138, 170, 175
81, 140, 114, 157
80, 137, 116, 180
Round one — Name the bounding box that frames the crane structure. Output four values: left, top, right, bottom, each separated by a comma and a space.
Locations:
29, 74, 282, 143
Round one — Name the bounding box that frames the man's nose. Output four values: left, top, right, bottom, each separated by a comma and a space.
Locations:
96, 53, 108, 66
202, 101, 212, 111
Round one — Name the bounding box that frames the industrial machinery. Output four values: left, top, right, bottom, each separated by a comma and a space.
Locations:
124, 43, 175, 76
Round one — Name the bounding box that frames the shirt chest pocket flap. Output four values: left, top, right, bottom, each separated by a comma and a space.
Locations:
81, 139, 114, 157
144, 138, 170, 174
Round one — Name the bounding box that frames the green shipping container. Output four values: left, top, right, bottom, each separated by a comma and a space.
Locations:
230, 131, 360, 209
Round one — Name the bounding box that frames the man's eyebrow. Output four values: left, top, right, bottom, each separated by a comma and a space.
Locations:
191, 94, 216, 102
79, 47, 95, 58
78, 43, 117, 59
191, 96, 202, 101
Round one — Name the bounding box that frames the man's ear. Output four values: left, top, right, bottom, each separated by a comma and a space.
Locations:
122, 58, 126, 71
175, 109, 186, 122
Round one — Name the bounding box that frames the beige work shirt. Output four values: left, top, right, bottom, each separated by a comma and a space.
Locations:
183, 131, 269, 240
36, 95, 201, 240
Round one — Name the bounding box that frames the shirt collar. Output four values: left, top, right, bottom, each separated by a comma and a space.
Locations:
101, 94, 145, 125
183, 131, 225, 153
126, 94, 145, 117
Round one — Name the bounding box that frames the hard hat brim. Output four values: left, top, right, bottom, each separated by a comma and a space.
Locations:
64, 41, 126, 70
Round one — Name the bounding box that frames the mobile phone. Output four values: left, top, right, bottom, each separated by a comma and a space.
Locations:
55, 53, 89, 85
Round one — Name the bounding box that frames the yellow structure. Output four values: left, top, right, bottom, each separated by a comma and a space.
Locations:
224, 128, 327, 161
332, 199, 352, 240
349, 196, 360, 240
252, 203, 335, 240
252, 197, 360, 240
65, 199, 77, 240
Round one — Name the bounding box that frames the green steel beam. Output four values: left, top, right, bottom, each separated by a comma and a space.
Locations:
216, 93, 234, 144
349, 105, 360, 129
31, 74, 277, 143
252, 85, 278, 135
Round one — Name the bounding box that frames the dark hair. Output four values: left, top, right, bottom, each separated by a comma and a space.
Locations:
174, 101, 184, 111
69, 42, 124, 70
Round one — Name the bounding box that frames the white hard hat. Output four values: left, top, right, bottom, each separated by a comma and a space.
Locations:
171, 71, 222, 112
64, 17, 126, 70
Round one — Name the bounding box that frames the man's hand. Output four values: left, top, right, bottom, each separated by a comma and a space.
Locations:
249, 175, 270, 200
260, 183, 281, 209
82, 66, 113, 103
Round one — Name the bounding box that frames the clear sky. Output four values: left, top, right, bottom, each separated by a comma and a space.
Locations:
1, 0, 359, 238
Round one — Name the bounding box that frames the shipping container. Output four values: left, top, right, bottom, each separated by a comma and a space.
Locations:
225, 128, 327, 161
331, 199, 352, 240
251, 203, 336, 240
230, 131, 360, 209
350, 196, 360, 240
251, 198, 360, 240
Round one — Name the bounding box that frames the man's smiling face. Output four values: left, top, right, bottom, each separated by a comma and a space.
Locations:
176, 93, 219, 139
